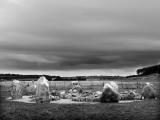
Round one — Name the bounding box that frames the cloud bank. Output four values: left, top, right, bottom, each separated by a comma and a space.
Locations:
0, 0, 160, 76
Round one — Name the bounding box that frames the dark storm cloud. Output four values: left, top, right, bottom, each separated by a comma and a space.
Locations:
0, 0, 160, 75
1, 50, 160, 71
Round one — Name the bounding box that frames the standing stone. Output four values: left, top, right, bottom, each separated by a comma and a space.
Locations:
35, 76, 50, 103
10, 80, 23, 99
100, 81, 120, 103
142, 82, 156, 99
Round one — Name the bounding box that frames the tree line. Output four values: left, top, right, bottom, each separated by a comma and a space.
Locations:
137, 64, 160, 76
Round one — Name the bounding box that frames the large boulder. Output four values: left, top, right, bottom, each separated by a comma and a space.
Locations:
120, 90, 136, 100
71, 81, 83, 93
25, 81, 37, 95
94, 91, 102, 97
10, 80, 23, 99
142, 82, 156, 99
59, 90, 66, 99
35, 76, 50, 103
100, 81, 120, 103
50, 90, 60, 96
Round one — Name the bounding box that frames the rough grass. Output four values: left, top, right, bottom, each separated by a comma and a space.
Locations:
0, 97, 160, 120
0, 80, 160, 120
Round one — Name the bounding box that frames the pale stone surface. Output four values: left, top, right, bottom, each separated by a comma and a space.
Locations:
25, 81, 37, 95
35, 76, 50, 103
10, 80, 23, 99
71, 81, 83, 93
101, 81, 120, 102
142, 82, 156, 99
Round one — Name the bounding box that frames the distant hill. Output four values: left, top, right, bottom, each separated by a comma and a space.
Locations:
0, 73, 126, 81
86, 76, 125, 81
0, 64, 159, 81
125, 73, 160, 82
0, 74, 57, 81
0, 74, 86, 81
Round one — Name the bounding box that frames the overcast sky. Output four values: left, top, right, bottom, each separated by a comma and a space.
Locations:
0, 0, 160, 76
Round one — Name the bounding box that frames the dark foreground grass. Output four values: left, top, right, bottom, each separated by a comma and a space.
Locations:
0, 97, 160, 120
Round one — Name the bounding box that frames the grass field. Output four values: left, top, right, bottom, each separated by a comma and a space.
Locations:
0, 79, 160, 120
0, 97, 160, 120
